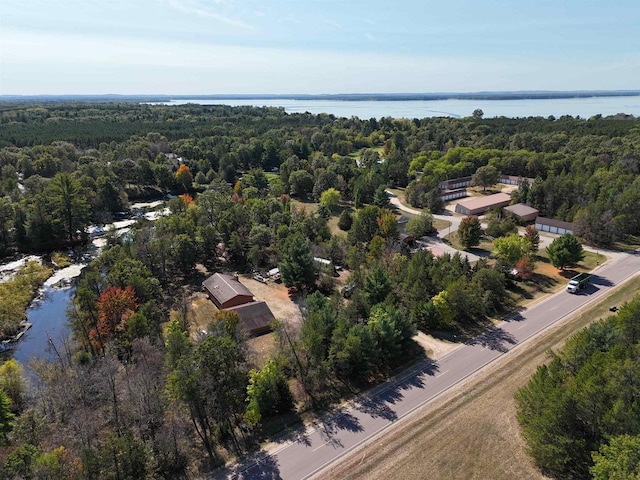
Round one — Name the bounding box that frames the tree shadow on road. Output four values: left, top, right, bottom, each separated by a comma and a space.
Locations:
353, 358, 439, 423
309, 410, 364, 449
355, 391, 399, 422
590, 274, 613, 287
221, 452, 283, 480
465, 326, 516, 353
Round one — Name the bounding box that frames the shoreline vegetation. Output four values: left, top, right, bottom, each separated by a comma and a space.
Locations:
2, 90, 639, 103
0, 260, 53, 344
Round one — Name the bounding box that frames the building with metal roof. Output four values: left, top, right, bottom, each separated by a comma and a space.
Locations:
226, 301, 275, 336
455, 192, 512, 216
202, 273, 254, 309
504, 203, 539, 222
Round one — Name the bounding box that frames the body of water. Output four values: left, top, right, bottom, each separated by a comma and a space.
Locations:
151, 96, 640, 119
13, 286, 73, 366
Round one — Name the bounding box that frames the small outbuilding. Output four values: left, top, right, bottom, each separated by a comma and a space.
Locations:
455, 192, 512, 216
535, 217, 574, 235
226, 301, 275, 336
504, 203, 539, 223
202, 273, 254, 309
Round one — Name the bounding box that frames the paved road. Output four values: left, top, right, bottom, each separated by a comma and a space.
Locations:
220, 253, 640, 480
387, 190, 481, 261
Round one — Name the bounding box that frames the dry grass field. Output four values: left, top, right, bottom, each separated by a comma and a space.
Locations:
317, 275, 640, 480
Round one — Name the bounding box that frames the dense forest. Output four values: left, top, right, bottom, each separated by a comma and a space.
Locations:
517, 296, 640, 479
0, 103, 639, 478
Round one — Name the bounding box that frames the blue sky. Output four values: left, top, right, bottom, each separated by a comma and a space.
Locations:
1, 0, 638, 94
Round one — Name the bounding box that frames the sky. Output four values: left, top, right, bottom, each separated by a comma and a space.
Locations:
1, 0, 639, 95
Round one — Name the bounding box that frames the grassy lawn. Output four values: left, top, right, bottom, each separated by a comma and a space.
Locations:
348, 146, 384, 160
444, 231, 493, 256
290, 198, 319, 214
614, 234, 640, 251
265, 172, 279, 184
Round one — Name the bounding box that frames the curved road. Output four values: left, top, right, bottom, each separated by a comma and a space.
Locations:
219, 251, 640, 480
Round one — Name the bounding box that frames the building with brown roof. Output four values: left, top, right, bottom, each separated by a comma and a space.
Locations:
504, 203, 539, 222
202, 273, 254, 309
534, 217, 574, 235
455, 192, 512, 216
226, 301, 275, 336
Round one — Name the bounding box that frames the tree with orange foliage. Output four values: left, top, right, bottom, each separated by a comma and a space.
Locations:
90, 286, 138, 353
179, 193, 194, 206
174, 164, 193, 192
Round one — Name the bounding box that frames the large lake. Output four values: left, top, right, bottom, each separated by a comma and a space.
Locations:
152, 96, 640, 119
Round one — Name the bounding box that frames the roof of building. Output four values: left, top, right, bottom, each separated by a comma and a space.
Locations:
504, 203, 539, 217
424, 245, 445, 257
226, 301, 275, 334
535, 217, 574, 230
203, 273, 253, 305
456, 192, 512, 212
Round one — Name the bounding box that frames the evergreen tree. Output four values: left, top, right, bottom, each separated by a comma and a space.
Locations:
279, 233, 316, 290
546, 233, 585, 270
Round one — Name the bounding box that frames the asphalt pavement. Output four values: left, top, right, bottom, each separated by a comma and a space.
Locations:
219, 251, 640, 480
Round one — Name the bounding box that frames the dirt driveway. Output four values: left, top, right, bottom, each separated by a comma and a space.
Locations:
237, 275, 303, 326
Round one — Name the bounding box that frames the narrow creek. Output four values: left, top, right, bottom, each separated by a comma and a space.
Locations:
2, 200, 169, 366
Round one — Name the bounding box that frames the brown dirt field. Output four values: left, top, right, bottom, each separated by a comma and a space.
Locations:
316, 275, 640, 480
246, 333, 277, 369
237, 275, 303, 326
189, 293, 219, 334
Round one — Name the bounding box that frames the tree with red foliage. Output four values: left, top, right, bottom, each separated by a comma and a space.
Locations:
90, 286, 138, 353
514, 256, 535, 280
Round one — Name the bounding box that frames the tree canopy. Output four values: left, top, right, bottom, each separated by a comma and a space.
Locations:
546, 233, 585, 270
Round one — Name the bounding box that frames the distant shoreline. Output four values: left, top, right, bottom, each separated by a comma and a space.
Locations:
2, 90, 640, 103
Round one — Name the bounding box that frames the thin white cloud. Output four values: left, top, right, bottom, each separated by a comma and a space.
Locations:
365, 33, 375, 40
320, 18, 342, 28
165, 0, 254, 30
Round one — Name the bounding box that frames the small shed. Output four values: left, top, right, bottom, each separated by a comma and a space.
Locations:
535, 217, 574, 235
203, 273, 254, 309
455, 192, 512, 216
504, 203, 539, 222
226, 301, 275, 336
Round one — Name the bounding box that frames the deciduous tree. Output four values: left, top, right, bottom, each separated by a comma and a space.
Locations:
472, 165, 500, 191
493, 233, 531, 270
406, 211, 434, 238
457, 216, 482, 250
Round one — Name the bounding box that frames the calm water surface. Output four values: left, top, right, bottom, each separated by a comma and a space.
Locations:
13, 286, 73, 365
153, 96, 640, 119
